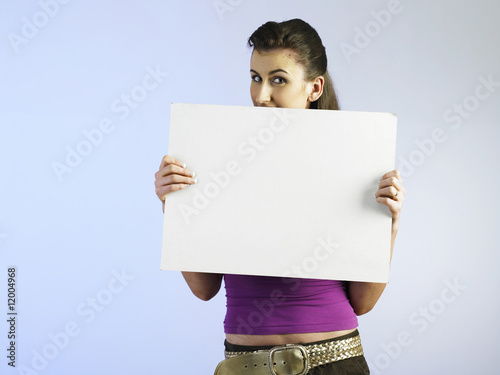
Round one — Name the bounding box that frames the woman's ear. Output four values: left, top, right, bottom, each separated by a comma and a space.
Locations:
308, 75, 324, 102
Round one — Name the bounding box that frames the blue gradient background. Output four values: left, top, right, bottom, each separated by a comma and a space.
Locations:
1, 1, 499, 374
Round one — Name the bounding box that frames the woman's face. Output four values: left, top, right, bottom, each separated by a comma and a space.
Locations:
250, 49, 323, 109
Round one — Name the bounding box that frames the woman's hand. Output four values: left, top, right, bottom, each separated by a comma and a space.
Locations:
348, 170, 406, 315
154, 155, 197, 211
375, 169, 406, 232
155, 157, 221, 299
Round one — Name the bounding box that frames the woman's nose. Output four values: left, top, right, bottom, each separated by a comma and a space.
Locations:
255, 84, 271, 106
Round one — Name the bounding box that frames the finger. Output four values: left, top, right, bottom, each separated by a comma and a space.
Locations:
156, 163, 195, 179
155, 174, 197, 189
156, 183, 192, 201
375, 186, 399, 200
379, 176, 402, 191
159, 155, 186, 170
375, 196, 400, 215
154, 174, 197, 201
380, 170, 402, 184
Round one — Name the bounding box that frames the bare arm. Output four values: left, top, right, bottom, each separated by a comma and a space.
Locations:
348, 222, 398, 315
155, 156, 224, 301
181, 272, 224, 301
348, 170, 405, 315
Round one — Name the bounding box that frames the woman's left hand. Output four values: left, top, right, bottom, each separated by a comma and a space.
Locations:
375, 169, 406, 231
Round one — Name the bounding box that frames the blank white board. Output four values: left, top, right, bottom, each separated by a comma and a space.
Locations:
161, 103, 397, 282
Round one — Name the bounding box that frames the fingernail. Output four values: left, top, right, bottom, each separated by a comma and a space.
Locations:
191, 171, 196, 177
192, 178, 198, 184
182, 163, 186, 168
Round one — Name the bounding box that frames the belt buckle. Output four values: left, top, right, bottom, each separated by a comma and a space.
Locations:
268, 344, 309, 375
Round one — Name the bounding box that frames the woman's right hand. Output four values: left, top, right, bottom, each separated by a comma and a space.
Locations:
154, 155, 197, 210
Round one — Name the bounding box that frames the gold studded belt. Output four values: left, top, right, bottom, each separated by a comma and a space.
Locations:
214, 332, 364, 375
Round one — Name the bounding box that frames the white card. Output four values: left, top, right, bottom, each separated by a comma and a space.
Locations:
161, 103, 397, 282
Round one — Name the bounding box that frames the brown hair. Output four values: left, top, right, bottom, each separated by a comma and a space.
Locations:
247, 18, 340, 110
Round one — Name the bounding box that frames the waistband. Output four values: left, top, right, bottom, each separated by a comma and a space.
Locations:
224, 328, 360, 352
216, 329, 364, 375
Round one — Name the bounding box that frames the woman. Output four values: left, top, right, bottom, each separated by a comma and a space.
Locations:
154, 19, 405, 375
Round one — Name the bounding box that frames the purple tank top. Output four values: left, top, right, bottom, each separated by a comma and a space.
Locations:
223, 274, 358, 335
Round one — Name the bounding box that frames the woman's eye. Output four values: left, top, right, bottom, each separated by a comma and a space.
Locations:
272, 77, 286, 84
251, 75, 261, 82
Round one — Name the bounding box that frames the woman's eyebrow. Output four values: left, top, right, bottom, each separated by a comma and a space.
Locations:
250, 68, 290, 75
